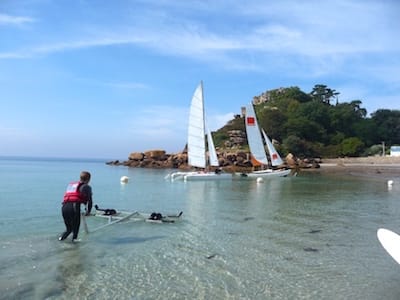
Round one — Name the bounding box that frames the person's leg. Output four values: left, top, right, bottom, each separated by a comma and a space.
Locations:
72, 203, 81, 240
60, 203, 73, 240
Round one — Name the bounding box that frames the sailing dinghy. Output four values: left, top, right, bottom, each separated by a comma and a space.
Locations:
242, 103, 290, 178
167, 81, 232, 181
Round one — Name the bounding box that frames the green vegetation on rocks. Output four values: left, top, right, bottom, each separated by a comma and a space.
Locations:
213, 84, 400, 158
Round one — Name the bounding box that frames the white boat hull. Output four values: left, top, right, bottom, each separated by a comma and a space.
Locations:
239, 168, 291, 178
167, 171, 232, 181
377, 228, 400, 265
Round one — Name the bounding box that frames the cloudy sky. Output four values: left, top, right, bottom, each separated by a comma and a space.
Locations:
1, 0, 399, 159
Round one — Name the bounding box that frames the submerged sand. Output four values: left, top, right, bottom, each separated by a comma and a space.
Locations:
302, 156, 400, 178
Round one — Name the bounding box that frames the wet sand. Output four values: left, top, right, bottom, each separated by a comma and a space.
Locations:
301, 156, 400, 178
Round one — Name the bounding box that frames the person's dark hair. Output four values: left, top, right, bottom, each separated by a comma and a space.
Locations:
80, 171, 91, 182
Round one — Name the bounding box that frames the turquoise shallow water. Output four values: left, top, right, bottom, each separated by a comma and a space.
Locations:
0, 157, 400, 299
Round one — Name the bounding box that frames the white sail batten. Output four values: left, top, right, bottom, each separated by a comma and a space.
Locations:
262, 128, 283, 166
245, 104, 269, 165
188, 81, 206, 168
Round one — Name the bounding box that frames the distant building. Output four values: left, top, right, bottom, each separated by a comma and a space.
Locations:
241, 107, 246, 117
390, 146, 400, 157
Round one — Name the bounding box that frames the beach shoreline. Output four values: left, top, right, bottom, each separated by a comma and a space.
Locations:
301, 156, 400, 177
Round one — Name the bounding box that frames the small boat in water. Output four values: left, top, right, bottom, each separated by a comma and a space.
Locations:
166, 81, 232, 181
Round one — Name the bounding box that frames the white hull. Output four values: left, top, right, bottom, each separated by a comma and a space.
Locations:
239, 168, 291, 178
377, 228, 400, 265
167, 171, 232, 181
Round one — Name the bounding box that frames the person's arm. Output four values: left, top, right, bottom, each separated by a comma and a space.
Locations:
81, 184, 93, 215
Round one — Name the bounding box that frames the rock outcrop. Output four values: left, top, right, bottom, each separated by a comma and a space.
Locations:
106, 150, 317, 171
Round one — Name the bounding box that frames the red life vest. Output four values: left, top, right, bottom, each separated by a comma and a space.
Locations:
63, 181, 86, 204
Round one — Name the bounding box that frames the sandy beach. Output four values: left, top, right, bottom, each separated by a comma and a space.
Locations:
302, 156, 400, 178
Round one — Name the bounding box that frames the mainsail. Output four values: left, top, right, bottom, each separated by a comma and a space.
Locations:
187, 81, 206, 168
245, 104, 269, 165
187, 81, 220, 169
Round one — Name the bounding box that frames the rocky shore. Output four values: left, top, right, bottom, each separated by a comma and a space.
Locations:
106, 149, 274, 173
106, 150, 400, 177
106, 149, 320, 172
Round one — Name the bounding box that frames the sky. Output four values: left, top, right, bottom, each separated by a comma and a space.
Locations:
1, 0, 399, 159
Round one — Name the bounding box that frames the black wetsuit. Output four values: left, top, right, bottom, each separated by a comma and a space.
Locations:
60, 184, 92, 240
60, 202, 81, 240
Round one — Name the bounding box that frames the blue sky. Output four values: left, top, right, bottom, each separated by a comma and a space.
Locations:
1, 0, 399, 159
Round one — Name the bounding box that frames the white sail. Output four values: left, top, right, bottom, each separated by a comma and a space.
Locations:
187, 81, 206, 168
167, 81, 231, 181
245, 104, 269, 165
207, 128, 219, 167
262, 128, 283, 166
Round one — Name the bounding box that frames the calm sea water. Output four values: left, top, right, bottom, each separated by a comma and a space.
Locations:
0, 156, 399, 300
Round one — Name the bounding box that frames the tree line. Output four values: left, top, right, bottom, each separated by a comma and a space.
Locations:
214, 85, 400, 158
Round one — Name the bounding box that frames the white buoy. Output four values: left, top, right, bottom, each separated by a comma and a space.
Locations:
387, 180, 394, 190
257, 177, 264, 183
120, 176, 129, 184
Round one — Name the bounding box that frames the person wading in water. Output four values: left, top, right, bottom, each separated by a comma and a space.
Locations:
59, 171, 93, 242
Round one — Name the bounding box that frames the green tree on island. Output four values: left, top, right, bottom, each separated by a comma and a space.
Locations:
213, 84, 400, 158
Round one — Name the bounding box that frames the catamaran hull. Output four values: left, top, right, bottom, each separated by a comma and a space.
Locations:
167, 171, 232, 181
239, 168, 291, 178
184, 172, 232, 181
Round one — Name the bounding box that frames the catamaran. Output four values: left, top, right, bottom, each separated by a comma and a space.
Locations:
242, 103, 291, 178
166, 81, 232, 181
86, 206, 183, 233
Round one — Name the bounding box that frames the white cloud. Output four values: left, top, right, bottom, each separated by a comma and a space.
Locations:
105, 82, 149, 90
127, 105, 188, 150
1, 1, 398, 117
1, 0, 398, 77
0, 13, 35, 25
0, 52, 27, 59
123, 105, 235, 152
207, 112, 236, 131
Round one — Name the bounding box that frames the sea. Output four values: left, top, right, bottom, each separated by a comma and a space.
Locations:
0, 156, 399, 300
